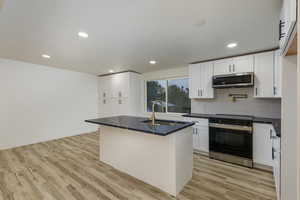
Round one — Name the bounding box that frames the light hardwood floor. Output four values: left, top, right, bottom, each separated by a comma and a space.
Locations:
0, 132, 277, 200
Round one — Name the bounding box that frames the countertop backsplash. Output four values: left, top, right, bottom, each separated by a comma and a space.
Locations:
192, 87, 281, 118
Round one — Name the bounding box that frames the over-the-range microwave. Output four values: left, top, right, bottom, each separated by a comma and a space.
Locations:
212, 72, 254, 88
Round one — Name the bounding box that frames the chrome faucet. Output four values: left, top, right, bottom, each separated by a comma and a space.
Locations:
149, 101, 159, 126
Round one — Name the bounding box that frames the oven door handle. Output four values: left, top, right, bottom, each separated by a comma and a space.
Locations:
209, 123, 252, 132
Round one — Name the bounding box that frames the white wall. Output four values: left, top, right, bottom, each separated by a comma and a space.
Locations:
0, 59, 98, 150
297, 6, 300, 199
0, 0, 4, 9
143, 66, 188, 80
192, 88, 281, 118
281, 55, 297, 200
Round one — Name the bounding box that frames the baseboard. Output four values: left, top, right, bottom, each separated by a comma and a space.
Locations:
193, 149, 209, 156
194, 150, 273, 173
253, 163, 273, 173
0, 130, 97, 151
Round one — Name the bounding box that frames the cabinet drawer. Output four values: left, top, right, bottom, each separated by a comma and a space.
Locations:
189, 118, 209, 126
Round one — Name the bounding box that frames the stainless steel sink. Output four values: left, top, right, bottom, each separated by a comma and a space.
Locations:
141, 120, 184, 126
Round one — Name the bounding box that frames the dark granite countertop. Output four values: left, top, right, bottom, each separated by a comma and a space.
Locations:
182, 113, 281, 137
253, 117, 281, 137
85, 115, 195, 136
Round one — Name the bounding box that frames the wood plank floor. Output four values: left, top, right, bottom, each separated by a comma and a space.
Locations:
0, 132, 277, 200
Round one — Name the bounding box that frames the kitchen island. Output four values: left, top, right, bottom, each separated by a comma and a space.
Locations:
85, 115, 194, 196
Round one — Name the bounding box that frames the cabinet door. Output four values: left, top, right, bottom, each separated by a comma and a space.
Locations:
110, 73, 129, 98
213, 58, 232, 75
253, 123, 273, 166
192, 127, 198, 150
232, 55, 254, 73
200, 62, 214, 99
99, 76, 111, 99
273, 136, 281, 200
196, 125, 209, 153
189, 64, 201, 98
254, 52, 275, 98
274, 50, 282, 98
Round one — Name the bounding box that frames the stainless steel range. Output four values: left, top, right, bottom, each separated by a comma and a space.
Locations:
209, 115, 253, 168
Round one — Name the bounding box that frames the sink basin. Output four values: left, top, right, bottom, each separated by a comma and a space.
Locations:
142, 120, 184, 126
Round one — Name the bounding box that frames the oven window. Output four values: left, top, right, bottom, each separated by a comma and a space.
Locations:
209, 128, 252, 159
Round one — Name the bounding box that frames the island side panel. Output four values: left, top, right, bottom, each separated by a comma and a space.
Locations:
99, 125, 176, 195
174, 127, 193, 195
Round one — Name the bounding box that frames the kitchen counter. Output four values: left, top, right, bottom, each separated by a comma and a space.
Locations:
85, 115, 194, 136
253, 117, 281, 137
85, 115, 194, 196
182, 113, 281, 137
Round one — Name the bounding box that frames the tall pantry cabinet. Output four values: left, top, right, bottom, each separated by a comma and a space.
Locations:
98, 71, 143, 117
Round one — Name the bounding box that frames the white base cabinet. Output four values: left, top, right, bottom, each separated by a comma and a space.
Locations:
272, 126, 281, 200
253, 123, 281, 200
253, 123, 273, 166
100, 125, 193, 196
191, 118, 209, 153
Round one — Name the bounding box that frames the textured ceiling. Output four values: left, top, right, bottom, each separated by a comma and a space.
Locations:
0, 0, 282, 74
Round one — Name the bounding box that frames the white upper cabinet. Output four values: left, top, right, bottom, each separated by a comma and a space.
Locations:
189, 62, 214, 99
213, 55, 254, 76
213, 58, 232, 75
98, 72, 142, 117
253, 51, 281, 98
254, 52, 274, 98
189, 64, 201, 99
201, 62, 214, 98
274, 50, 282, 97
190, 50, 281, 98
232, 55, 254, 73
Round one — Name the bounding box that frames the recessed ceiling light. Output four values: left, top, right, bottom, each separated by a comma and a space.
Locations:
109, 70, 114, 73
149, 60, 157, 65
78, 32, 89, 38
42, 54, 50, 59
227, 43, 237, 48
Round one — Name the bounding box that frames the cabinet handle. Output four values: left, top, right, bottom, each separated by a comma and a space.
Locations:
197, 89, 200, 97
200, 89, 203, 97
270, 129, 272, 139
255, 88, 258, 96
233, 64, 235, 72
229, 65, 231, 72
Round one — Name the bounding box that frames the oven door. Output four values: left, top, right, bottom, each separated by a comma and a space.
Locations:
209, 125, 253, 159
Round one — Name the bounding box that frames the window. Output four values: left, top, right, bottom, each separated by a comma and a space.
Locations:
146, 78, 191, 113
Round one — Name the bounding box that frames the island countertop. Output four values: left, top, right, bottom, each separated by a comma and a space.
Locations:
85, 115, 195, 136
